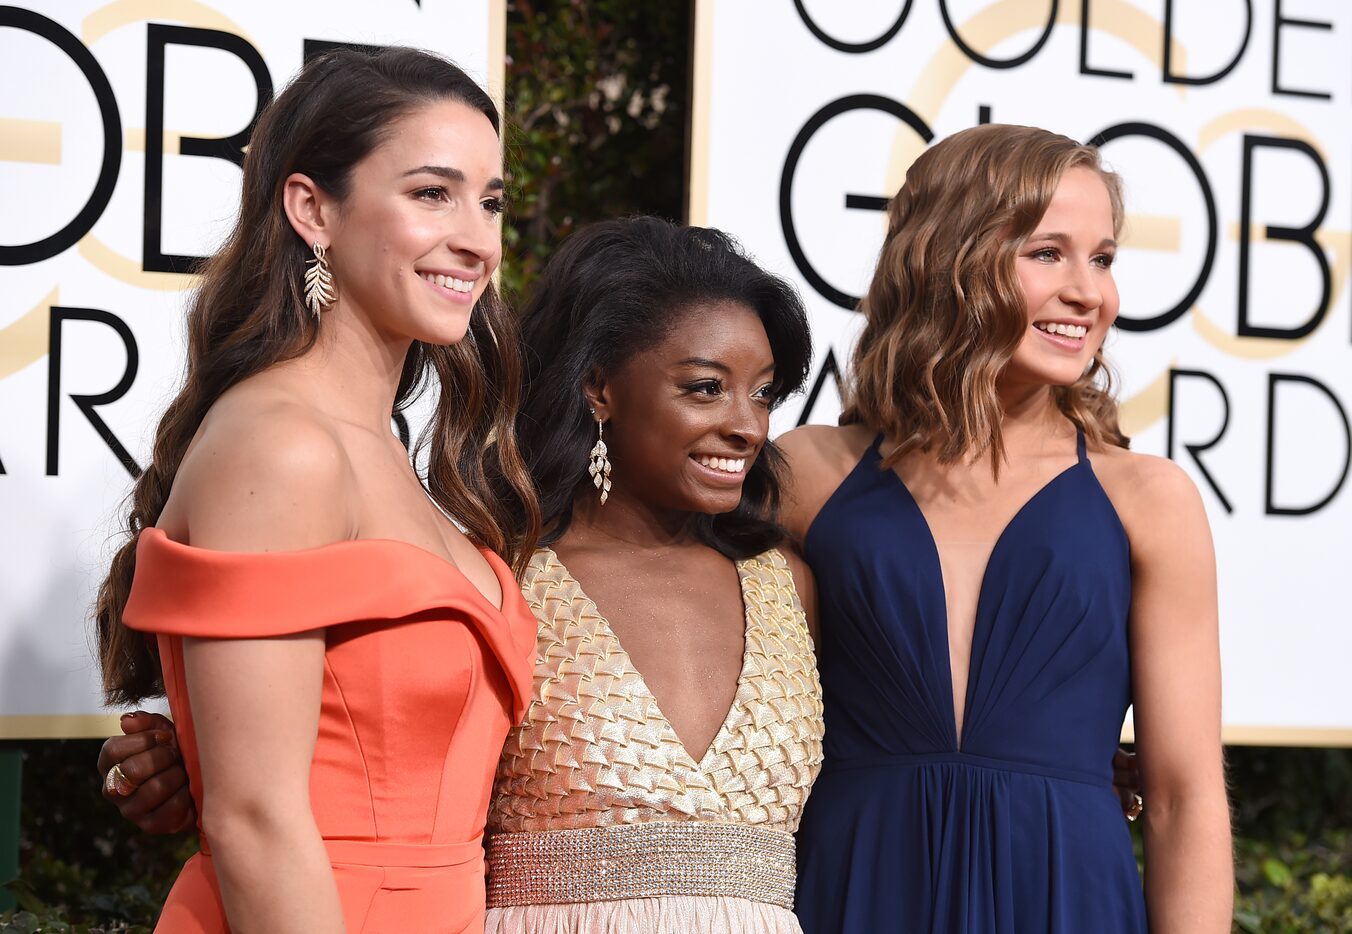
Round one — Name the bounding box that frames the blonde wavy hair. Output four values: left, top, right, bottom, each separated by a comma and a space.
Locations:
841, 123, 1129, 471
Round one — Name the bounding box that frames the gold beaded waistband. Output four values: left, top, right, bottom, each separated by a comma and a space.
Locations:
485, 821, 798, 910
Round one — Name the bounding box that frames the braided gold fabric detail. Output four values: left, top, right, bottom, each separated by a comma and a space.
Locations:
703, 550, 824, 830
487, 548, 824, 836
485, 821, 798, 909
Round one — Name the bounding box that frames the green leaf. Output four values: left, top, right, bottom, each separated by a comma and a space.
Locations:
1263, 856, 1294, 888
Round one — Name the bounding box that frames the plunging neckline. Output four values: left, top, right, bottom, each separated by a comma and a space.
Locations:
540, 546, 754, 770
879, 433, 1089, 750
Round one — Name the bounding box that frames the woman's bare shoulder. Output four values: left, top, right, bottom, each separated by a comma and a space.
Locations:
1090, 444, 1198, 500
161, 384, 358, 550
776, 423, 878, 544
1088, 444, 1208, 544
777, 423, 876, 478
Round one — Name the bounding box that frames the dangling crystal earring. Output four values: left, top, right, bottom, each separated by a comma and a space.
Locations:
304, 242, 336, 318
587, 417, 612, 505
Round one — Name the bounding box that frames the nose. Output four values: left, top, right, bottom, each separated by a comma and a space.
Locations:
1059, 262, 1103, 314
723, 389, 768, 450
446, 208, 502, 272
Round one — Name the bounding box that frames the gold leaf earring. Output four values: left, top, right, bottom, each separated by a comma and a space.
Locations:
304, 242, 336, 317
587, 416, 612, 505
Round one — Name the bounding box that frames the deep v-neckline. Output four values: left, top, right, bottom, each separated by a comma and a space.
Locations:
879, 432, 1087, 749
543, 547, 754, 770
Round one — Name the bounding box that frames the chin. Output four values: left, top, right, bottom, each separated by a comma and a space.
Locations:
1007, 359, 1091, 390
672, 489, 740, 517
1044, 368, 1087, 388
413, 319, 473, 347
702, 492, 746, 516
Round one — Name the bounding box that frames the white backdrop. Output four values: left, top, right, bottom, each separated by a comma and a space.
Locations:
690, 0, 1352, 744
0, 0, 503, 738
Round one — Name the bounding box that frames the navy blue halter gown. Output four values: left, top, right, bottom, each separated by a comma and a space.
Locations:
795, 431, 1146, 933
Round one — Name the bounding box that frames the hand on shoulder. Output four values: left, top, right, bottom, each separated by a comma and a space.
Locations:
163, 391, 358, 553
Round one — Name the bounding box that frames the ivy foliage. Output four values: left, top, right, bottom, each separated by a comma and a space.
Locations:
500, 0, 689, 300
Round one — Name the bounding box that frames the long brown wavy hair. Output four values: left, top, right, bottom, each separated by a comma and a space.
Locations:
95, 48, 540, 705
842, 123, 1129, 472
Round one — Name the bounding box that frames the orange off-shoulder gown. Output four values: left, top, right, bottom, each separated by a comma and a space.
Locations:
122, 528, 536, 933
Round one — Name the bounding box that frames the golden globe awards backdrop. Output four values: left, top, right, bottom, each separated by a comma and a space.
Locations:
691, 0, 1351, 744
0, 1, 504, 738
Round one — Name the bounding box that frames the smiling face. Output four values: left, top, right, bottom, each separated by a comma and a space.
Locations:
1003, 166, 1120, 390
588, 301, 776, 517
321, 98, 505, 346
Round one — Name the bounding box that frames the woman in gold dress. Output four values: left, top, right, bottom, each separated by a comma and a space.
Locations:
483, 217, 821, 932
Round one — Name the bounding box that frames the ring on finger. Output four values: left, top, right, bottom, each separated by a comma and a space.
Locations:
104, 763, 138, 797
1126, 792, 1144, 822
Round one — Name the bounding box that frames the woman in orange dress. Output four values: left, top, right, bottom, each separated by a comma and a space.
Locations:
93, 47, 539, 933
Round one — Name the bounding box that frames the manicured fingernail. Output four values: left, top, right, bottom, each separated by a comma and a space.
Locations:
121, 713, 135, 722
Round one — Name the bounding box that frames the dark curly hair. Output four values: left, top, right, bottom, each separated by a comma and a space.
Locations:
511, 216, 812, 559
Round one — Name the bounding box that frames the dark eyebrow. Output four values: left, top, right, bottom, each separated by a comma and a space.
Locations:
675, 356, 730, 373
402, 164, 505, 191
403, 165, 464, 182
674, 356, 776, 376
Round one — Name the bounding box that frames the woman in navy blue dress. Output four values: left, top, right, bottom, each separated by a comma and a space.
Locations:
782, 125, 1232, 932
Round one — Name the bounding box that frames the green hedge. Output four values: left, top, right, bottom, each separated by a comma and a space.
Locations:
3, 742, 1350, 932
1226, 746, 1352, 932
499, 0, 688, 300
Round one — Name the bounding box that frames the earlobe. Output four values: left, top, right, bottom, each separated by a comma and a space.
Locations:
282, 172, 332, 249
582, 370, 611, 422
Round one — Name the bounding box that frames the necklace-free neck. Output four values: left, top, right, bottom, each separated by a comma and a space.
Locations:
568, 487, 702, 553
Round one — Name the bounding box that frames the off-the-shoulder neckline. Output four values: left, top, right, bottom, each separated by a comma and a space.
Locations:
141, 527, 511, 614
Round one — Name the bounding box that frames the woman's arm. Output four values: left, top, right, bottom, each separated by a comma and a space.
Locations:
185, 631, 339, 932
1122, 455, 1232, 932
167, 406, 356, 932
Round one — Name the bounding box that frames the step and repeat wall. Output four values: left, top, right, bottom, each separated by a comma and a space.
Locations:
690, 0, 1351, 744
0, 0, 503, 738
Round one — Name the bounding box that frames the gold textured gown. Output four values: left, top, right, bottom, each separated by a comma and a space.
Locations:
484, 547, 824, 933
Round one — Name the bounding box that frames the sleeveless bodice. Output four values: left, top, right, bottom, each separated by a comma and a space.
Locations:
485, 547, 823, 932
490, 547, 822, 833
123, 528, 536, 933
794, 432, 1147, 933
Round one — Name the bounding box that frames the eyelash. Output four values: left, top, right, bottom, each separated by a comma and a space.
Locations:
413, 187, 508, 216
684, 379, 776, 404
686, 379, 721, 396
1028, 247, 1116, 268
